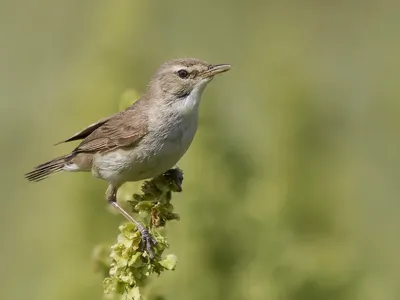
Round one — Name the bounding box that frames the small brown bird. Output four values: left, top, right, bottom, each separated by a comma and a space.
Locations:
25, 58, 231, 258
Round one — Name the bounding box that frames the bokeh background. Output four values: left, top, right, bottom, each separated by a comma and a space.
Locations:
2, 1, 400, 299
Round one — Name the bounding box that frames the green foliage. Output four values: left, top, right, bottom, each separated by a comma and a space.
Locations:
93, 169, 182, 300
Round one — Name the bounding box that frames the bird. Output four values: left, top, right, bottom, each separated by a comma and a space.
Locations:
25, 58, 231, 258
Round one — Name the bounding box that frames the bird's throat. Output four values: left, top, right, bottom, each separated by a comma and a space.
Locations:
180, 82, 208, 115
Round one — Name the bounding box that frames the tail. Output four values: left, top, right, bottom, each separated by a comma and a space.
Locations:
25, 154, 74, 182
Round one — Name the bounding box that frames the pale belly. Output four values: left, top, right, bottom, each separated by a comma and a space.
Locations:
92, 118, 197, 183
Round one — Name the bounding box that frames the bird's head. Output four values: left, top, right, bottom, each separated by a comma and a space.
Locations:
147, 58, 231, 105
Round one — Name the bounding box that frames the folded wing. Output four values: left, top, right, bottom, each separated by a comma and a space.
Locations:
54, 113, 119, 145
72, 101, 148, 154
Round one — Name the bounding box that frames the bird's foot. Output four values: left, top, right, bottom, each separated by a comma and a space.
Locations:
139, 227, 158, 259
164, 167, 184, 192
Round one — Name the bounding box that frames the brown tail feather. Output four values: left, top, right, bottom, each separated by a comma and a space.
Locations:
25, 154, 73, 182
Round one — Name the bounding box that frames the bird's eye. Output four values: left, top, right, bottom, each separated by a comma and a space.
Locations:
177, 69, 189, 79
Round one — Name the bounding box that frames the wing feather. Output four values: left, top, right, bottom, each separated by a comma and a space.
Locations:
73, 101, 148, 153
54, 113, 119, 145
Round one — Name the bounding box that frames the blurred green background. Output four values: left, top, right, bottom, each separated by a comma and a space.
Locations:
2, 0, 400, 299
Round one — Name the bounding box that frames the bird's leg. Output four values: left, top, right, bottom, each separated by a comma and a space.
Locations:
106, 183, 157, 259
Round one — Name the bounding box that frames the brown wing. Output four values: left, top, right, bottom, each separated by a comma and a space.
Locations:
73, 102, 148, 154
54, 113, 119, 145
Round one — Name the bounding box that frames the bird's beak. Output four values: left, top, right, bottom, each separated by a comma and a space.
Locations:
201, 64, 231, 78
